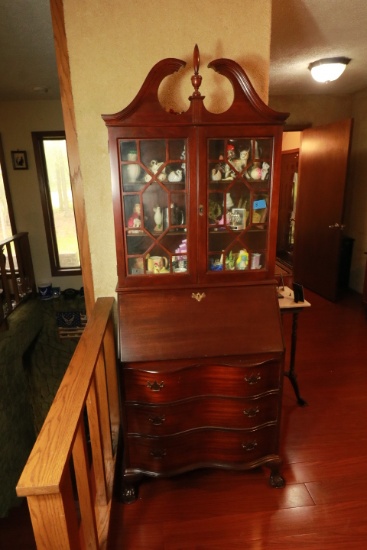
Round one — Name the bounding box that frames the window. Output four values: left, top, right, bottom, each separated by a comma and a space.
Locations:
0, 134, 16, 242
32, 131, 81, 276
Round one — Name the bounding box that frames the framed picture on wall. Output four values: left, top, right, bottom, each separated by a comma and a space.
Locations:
11, 150, 28, 170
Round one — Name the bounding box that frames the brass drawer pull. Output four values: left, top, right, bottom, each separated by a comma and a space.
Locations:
150, 448, 167, 459
149, 414, 166, 426
242, 440, 258, 452
146, 380, 165, 392
244, 373, 261, 385
243, 407, 260, 418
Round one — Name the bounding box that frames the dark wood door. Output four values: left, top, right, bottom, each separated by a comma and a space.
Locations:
293, 119, 353, 301
363, 254, 367, 306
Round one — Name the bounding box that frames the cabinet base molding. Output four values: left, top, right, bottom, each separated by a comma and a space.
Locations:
119, 455, 284, 504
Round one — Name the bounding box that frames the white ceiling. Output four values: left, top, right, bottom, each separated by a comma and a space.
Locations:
270, 0, 367, 95
0, 0, 59, 100
0, 0, 367, 101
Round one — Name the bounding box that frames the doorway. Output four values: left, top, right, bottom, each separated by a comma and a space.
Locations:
277, 119, 353, 301
276, 149, 299, 268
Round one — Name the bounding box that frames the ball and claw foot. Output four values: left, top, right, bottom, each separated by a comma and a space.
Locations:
269, 472, 285, 488
122, 484, 138, 504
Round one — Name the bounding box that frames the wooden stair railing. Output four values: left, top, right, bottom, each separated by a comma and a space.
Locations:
16, 297, 120, 550
0, 232, 37, 327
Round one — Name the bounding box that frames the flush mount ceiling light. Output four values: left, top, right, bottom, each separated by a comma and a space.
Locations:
308, 57, 351, 83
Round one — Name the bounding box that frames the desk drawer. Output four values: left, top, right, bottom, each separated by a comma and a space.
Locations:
126, 424, 278, 474
125, 392, 280, 435
124, 359, 282, 403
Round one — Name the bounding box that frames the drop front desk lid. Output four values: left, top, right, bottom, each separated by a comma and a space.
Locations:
118, 284, 284, 363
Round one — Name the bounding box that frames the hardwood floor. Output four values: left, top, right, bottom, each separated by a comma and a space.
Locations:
1, 289, 366, 549
107, 289, 367, 549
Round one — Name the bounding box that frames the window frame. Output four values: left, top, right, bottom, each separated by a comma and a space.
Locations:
0, 133, 17, 240
32, 130, 81, 276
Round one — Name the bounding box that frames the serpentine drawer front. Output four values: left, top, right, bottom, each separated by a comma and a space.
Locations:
126, 425, 279, 475
121, 354, 283, 486
124, 358, 282, 403
125, 391, 280, 435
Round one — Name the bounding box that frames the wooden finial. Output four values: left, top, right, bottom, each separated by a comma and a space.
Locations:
191, 44, 202, 97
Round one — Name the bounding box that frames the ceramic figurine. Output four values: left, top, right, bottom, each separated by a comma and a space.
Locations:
127, 150, 137, 161
126, 163, 141, 182
211, 166, 222, 181
168, 169, 183, 182
226, 193, 234, 209
180, 145, 186, 174
225, 250, 236, 270
153, 206, 163, 232
249, 165, 262, 180
239, 148, 250, 164
236, 248, 249, 270
223, 164, 235, 180
145, 160, 166, 182
261, 162, 270, 180
128, 203, 141, 228
231, 148, 250, 173
227, 143, 235, 161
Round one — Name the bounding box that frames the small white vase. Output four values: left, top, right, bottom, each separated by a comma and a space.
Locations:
126, 163, 141, 182
154, 206, 163, 232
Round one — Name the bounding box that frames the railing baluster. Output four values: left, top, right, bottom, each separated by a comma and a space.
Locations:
72, 418, 99, 549
16, 297, 119, 549
27, 475, 82, 550
87, 376, 108, 507
104, 316, 120, 430
95, 348, 114, 465
0, 233, 36, 325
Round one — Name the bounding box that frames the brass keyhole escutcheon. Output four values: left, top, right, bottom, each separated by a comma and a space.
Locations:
191, 292, 206, 302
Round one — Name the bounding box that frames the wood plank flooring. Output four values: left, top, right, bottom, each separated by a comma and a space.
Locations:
107, 289, 367, 549
1, 289, 366, 549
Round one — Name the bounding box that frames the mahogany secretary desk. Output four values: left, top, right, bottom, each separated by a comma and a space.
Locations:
102, 46, 289, 503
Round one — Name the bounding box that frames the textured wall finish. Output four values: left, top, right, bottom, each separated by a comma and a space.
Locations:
63, 0, 271, 298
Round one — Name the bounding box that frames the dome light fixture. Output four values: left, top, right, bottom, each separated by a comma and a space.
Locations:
308, 57, 351, 83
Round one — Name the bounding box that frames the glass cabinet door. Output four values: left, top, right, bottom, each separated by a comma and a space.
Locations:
119, 138, 188, 276
207, 137, 272, 273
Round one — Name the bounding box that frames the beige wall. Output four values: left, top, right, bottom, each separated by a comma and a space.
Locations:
282, 131, 301, 151
0, 100, 82, 290
63, 0, 272, 298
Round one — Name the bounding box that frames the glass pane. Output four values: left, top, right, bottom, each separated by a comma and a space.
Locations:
207, 137, 272, 273
120, 138, 188, 276
43, 140, 80, 268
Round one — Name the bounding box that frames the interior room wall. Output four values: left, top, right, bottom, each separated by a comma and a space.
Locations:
270, 92, 367, 294
269, 94, 353, 127
62, 0, 272, 298
282, 131, 301, 151
0, 100, 83, 290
